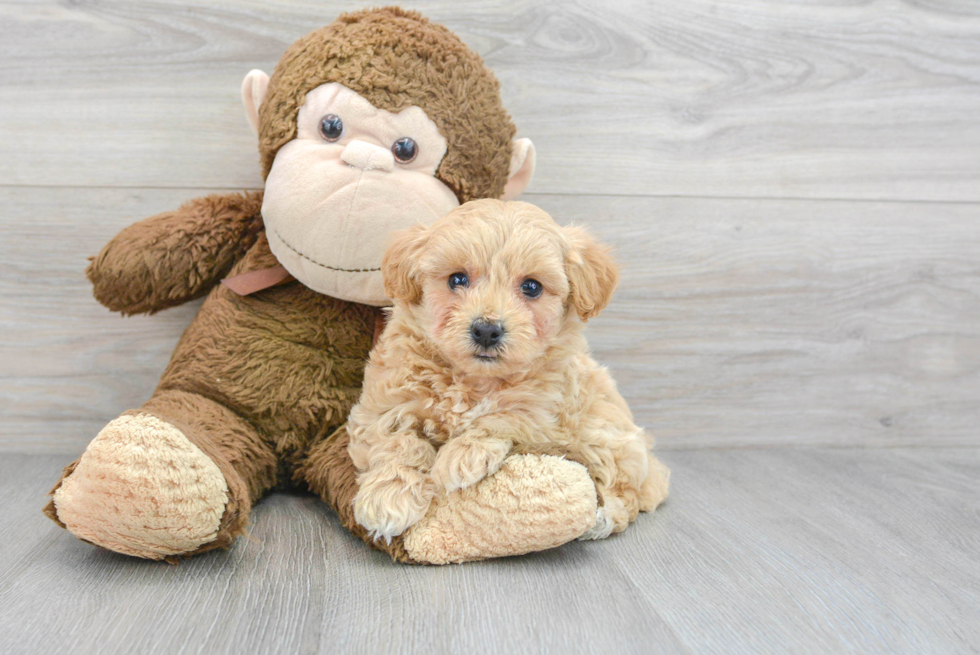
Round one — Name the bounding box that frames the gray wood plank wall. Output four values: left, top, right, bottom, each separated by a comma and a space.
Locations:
3, 3, 980, 653
2, 0, 979, 455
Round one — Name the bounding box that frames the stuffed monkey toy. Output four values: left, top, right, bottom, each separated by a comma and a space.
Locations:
44, 7, 600, 564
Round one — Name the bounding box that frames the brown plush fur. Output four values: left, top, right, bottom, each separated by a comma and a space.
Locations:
47, 205, 382, 555
259, 7, 516, 202
45, 8, 523, 562
298, 425, 417, 563
86, 192, 265, 315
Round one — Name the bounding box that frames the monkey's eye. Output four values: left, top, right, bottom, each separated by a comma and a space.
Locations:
448, 272, 469, 291
319, 114, 344, 142
392, 137, 418, 163
521, 279, 543, 299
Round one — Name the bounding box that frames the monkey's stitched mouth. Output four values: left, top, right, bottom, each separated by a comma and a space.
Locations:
273, 228, 380, 273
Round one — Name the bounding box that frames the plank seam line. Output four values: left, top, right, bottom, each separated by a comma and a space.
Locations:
2, 184, 979, 206
4, 445, 980, 458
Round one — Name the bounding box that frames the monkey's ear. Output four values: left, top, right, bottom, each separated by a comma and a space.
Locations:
241, 70, 270, 135
382, 224, 429, 304
563, 225, 619, 322
500, 138, 536, 201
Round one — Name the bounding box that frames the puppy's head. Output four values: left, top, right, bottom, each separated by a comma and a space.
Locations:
382, 199, 619, 376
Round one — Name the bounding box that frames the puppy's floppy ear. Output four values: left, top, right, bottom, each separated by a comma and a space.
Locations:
563, 225, 619, 321
382, 223, 429, 303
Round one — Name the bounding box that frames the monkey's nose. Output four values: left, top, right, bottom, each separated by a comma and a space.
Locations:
470, 319, 505, 349
341, 140, 394, 172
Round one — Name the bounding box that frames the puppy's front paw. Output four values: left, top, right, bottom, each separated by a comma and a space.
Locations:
353, 472, 434, 543
431, 436, 511, 493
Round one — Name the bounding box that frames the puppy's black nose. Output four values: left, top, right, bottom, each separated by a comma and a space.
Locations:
470, 319, 505, 349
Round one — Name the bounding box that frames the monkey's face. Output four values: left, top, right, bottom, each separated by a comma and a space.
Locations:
261, 83, 460, 305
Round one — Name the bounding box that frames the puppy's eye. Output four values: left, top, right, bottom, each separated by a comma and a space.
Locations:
319, 114, 344, 142
521, 279, 543, 299
392, 137, 418, 163
448, 272, 469, 291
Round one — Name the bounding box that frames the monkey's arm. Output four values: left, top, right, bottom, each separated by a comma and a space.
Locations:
87, 191, 264, 315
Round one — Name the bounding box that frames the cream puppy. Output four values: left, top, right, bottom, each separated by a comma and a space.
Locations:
348, 199, 669, 544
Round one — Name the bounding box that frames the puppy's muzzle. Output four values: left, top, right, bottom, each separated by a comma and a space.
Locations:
470, 319, 505, 349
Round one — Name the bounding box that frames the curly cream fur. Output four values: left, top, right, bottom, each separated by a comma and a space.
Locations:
348, 200, 669, 543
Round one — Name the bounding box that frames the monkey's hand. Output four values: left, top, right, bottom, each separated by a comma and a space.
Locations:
86, 191, 264, 315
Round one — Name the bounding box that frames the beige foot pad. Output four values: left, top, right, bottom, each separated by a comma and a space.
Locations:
402, 454, 598, 565
53, 413, 229, 559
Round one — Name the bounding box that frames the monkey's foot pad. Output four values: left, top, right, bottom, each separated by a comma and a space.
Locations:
53, 413, 229, 559
403, 454, 598, 564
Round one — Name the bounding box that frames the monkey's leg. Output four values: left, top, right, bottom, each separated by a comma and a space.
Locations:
297, 424, 599, 565
44, 390, 278, 560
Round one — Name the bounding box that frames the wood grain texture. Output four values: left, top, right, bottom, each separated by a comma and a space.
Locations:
3, 187, 977, 453
3, 1, 978, 652
2, 0, 980, 200
1, 450, 977, 655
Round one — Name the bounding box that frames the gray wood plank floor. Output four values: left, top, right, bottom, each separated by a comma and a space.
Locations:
2, 1, 979, 653
1, 450, 978, 655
